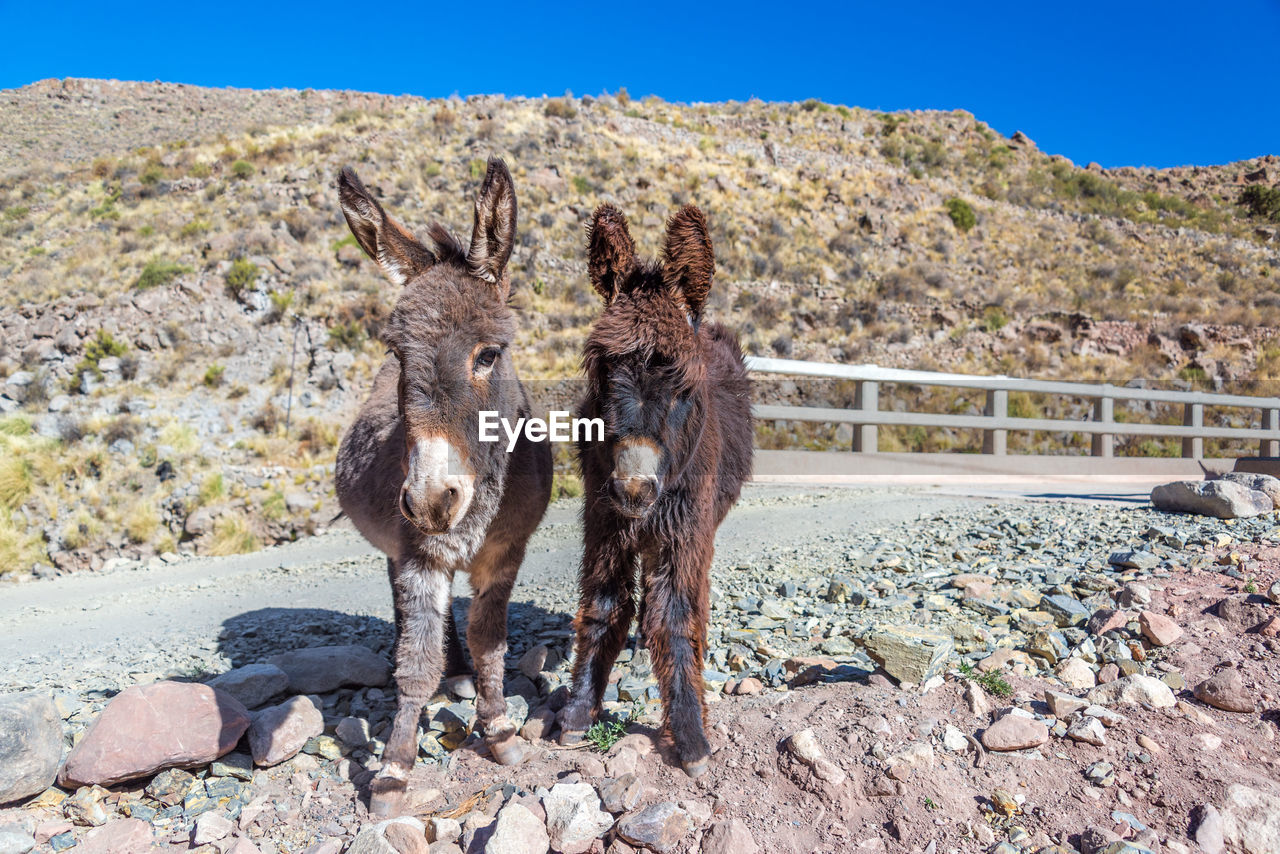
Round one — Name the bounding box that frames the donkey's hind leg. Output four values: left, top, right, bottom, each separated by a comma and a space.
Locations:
559, 535, 636, 743
371, 560, 450, 817
465, 538, 525, 765
441, 608, 476, 699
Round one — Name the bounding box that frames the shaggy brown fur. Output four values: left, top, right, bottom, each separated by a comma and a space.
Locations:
334, 159, 551, 817
559, 203, 753, 777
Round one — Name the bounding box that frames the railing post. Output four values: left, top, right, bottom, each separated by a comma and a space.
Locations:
1262, 408, 1280, 458
982, 389, 1007, 455
1182, 403, 1203, 459
1091, 394, 1114, 457
853, 380, 878, 453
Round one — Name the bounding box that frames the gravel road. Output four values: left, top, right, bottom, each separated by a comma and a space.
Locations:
0, 485, 966, 695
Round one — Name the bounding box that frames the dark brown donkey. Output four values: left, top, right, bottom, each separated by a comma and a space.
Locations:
334, 159, 551, 816
559, 203, 753, 777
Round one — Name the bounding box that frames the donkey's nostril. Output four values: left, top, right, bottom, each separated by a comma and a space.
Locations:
399, 490, 415, 520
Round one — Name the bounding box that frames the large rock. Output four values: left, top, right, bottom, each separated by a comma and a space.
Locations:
1218, 784, 1280, 854
0, 692, 63, 805
249, 696, 324, 766
616, 802, 690, 854
267, 646, 390, 694
540, 783, 613, 854
1193, 668, 1255, 713
701, 818, 759, 854
59, 682, 249, 787
1138, 611, 1183, 647
1215, 594, 1273, 631
483, 802, 549, 854
1086, 675, 1175, 709
861, 625, 953, 684
1150, 480, 1272, 519
981, 715, 1048, 752
207, 663, 289, 710
1218, 472, 1280, 508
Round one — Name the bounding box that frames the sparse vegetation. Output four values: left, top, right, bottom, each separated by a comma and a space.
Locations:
585, 700, 644, 752
945, 197, 976, 232
959, 661, 1013, 697
134, 258, 191, 290
225, 257, 259, 297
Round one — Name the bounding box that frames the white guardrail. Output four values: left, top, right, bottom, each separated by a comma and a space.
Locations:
744, 356, 1280, 459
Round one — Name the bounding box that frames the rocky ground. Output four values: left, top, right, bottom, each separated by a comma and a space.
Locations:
3, 485, 1280, 853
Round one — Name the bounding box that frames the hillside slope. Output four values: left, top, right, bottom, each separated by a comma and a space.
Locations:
0, 78, 1278, 576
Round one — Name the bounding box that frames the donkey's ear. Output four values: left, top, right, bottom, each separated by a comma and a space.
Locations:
586, 203, 635, 305
466, 157, 517, 286
661, 205, 715, 318
338, 166, 435, 286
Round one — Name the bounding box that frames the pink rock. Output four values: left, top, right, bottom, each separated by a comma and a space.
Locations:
59, 682, 249, 787
1139, 611, 1183, 647
1260, 616, 1280, 638
1087, 609, 1131, 636
75, 818, 155, 854
249, 696, 323, 766
701, 818, 759, 854
1096, 663, 1120, 685
980, 715, 1049, 752
226, 841, 265, 854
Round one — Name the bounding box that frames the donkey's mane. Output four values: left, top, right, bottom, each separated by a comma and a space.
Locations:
427, 223, 468, 266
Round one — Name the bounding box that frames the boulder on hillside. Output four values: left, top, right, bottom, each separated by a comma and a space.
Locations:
1150, 480, 1272, 519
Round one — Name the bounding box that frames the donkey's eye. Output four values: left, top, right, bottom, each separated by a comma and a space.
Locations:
473, 347, 501, 374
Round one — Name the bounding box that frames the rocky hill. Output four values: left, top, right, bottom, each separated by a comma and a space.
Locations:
1, 78, 1279, 577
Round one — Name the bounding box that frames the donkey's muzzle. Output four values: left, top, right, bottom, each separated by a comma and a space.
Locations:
401, 436, 475, 534
610, 475, 659, 518
611, 439, 662, 518
399, 484, 463, 533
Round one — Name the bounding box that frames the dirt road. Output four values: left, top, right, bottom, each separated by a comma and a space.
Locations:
0, 485, 967, 694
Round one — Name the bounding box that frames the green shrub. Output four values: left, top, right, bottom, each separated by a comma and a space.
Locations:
4, 205, 29, 221
134, 259, 190, 290
981, 305, 1009, 333
139, 163, 164, 185
571, 176, 591, 194
180, 219, 210, 238
945, 198, 976, 232
1241, 186, 1280, 223
203, 364, 226, 387
225, 258, 260, 296
77, 330, 128, 379
230, 159, 255, 180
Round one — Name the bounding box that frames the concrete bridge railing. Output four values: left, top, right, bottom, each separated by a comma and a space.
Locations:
745, 356, 1280, 462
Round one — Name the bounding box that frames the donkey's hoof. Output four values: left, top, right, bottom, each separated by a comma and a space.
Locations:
681, 756, 709, 778
488, 732, 527, 766
442, 674, 476, 700
368, 773, 408, 818
558, 728, 586, 746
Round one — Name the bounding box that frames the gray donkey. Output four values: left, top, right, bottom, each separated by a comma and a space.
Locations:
334, 159, 551, 817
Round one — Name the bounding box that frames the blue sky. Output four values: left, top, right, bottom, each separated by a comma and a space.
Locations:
1, 1, 1276, 168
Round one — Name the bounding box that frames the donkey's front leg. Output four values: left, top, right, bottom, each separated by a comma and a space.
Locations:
560, 535, 636, 743
644, 536, 713, 777
465, 540, 525, 765
372, 564, 450, 818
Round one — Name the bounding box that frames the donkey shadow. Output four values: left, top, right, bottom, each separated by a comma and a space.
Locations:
214, 598, 576, 690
